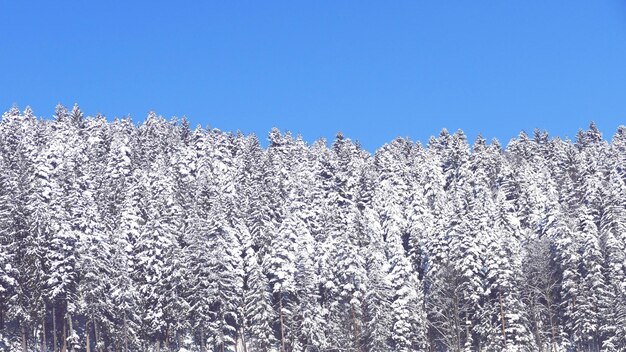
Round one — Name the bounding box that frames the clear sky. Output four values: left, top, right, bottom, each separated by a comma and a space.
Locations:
2, 1, 626, 151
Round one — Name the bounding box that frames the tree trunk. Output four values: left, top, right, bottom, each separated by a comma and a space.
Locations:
42, 314, 47, 352
498, 292, 507, 348
453, 294, 462, 352
86, 320, 91, 352
288, 313, 298, 352
351, 304, 361, 352
62, 319, 67, 352
240, 326, 248, 352
53, 305, 58, 352
123, 312, 129, 352
94, 318, 101, 352
200, 330, 206, 352
68, 313, 74, 352
546, 293, 557, 352
21, 324, 27, 352
278, 289, 287, 352
529, 296, 542, 351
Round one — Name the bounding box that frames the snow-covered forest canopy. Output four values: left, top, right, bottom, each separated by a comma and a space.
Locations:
0, 104, 625, 352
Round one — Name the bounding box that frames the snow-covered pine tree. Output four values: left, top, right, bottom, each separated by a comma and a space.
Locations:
292, 224, 328, 352
0, 105, 624, 351
386, 232, 428, 352
241, 222, 277, 351
596, 169, 626, 351
266, 211, 300, 352
362, 219, 392, 352
480, 191, 535, 351
0, 153, 18, 345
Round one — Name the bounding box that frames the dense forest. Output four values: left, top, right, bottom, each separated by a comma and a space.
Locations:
0, 104, 625, 352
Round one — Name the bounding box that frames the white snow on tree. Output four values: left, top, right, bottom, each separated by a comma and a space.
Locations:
0, 107, 624, 352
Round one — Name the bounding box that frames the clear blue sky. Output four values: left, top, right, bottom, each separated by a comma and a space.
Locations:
2, 1, 626, 150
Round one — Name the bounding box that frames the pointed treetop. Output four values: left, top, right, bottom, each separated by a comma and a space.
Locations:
332, 131, 348, 152
518, 130, 529, 141
8, 103, 20, 115
427, 135, 437, 148
70, 103, 84, 126
313, 137, 327, 147
439, 128, 450, 138
54, 103, 69, 122
491, 138, 501, 151
472, 134, 487, 153
533, 128, 549, 144
145, 111, 158, 124
268, 127, 282, 147
3, 104, 20, 120
23, 106, 35, 120
587, 121, 602, 143
613, 125, 626, 144
575, 129, 586, 146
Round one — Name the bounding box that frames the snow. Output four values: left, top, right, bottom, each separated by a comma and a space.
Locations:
0, 109, 624, 351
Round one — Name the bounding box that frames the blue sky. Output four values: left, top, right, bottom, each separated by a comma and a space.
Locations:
1, 1, 626, 151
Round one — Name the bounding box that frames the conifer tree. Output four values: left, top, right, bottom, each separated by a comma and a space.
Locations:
0, 105, 623, 351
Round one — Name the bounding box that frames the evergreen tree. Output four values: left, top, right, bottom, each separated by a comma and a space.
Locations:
0, 105, 623, 352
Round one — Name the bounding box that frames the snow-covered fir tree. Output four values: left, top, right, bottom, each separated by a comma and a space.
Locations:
0, 106, 624, 352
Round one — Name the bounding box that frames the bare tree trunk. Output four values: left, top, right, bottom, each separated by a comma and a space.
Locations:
53, 305, 58, 352
156, 340, 160, 352
68, 313, 74, 352
545, 291, 557, 352
278, 289, 287, 352
86, 320, 91, 352
240, 326, 248, 352
21, 324, 27, 352
529, 296, 542, 352
94, 318, 101, 352
42, 315, 47, 352
62, 319, 67, 352
290, 312, 300, 351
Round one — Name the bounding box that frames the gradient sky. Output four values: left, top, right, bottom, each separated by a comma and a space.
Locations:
2, 1, 626, 151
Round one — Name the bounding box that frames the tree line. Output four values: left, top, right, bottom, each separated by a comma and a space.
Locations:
0, 104, 625, 351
